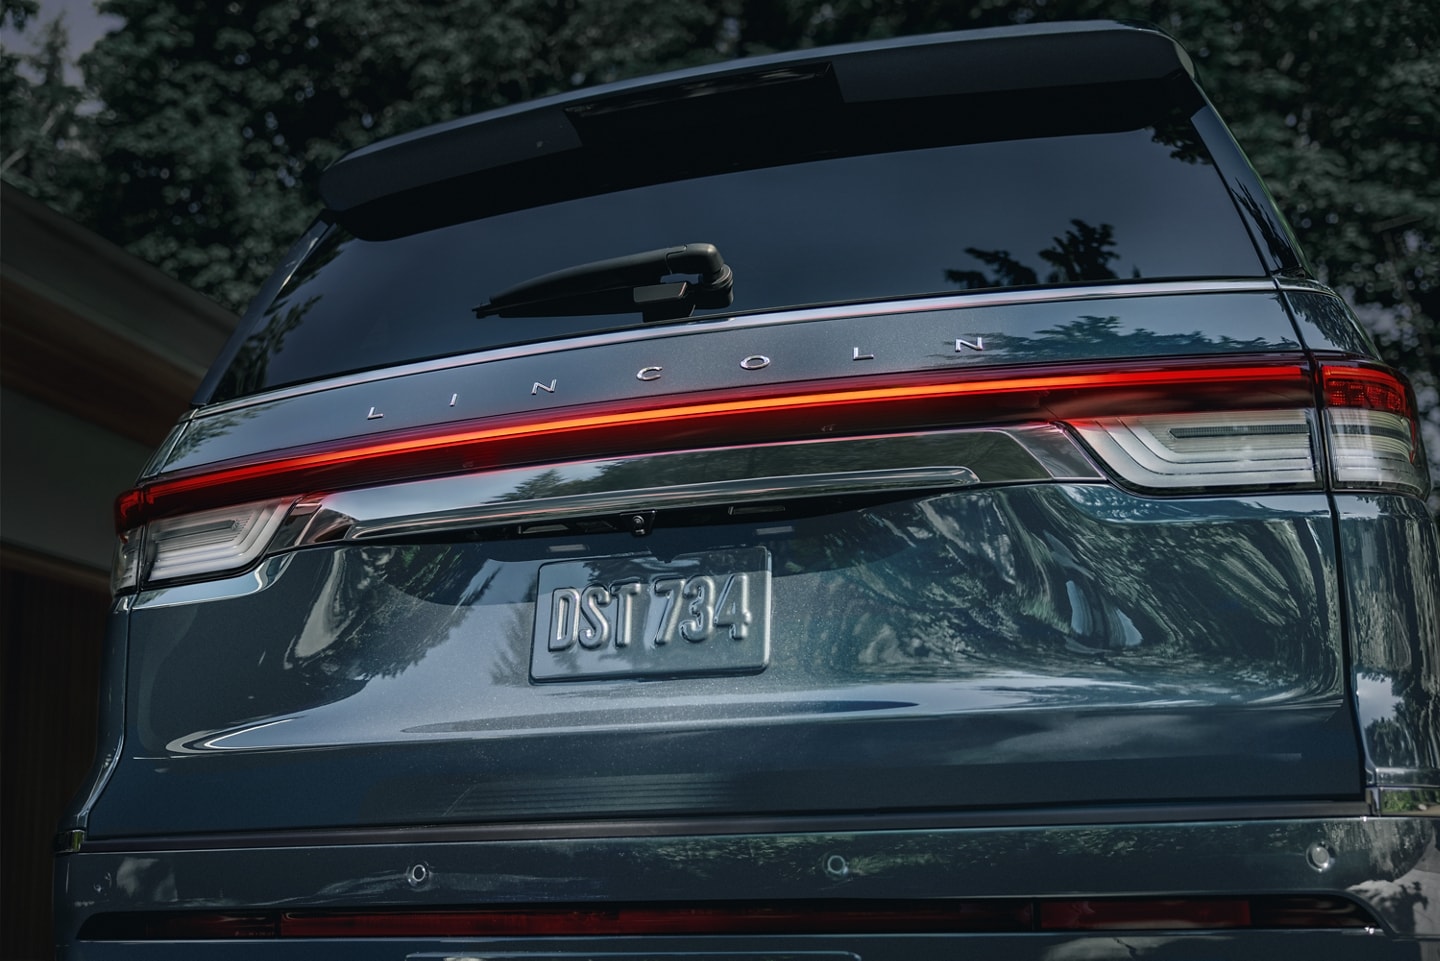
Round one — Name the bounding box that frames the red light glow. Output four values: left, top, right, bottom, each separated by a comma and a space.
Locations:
77, 895, 1374, 941
116, 359, 1311, 532
1321, 364, 1414, 416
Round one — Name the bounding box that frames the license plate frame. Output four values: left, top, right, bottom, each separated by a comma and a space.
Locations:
530, 547, 772, 682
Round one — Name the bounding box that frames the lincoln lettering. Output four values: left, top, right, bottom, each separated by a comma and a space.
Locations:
365, 338, 999, 418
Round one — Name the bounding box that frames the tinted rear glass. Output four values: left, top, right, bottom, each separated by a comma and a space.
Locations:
212, 120, 1263, 402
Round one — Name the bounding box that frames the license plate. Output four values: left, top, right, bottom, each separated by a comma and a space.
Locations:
531, 547, 771, 682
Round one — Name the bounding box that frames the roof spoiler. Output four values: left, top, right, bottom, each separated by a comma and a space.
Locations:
319, 21, 1192, 213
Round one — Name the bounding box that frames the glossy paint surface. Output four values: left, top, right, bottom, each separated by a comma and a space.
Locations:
284, 427, 1093, 546
1336, 494, 1440, 797
84, 486, 1357, 837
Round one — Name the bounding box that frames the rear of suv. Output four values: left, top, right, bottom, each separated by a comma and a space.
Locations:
56, 20, 1440, 960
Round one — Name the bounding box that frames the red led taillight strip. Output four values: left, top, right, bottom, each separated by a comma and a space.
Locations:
116, 359, 1311, 531
77, 895, 1375, 940
1321, 363, 1416, 416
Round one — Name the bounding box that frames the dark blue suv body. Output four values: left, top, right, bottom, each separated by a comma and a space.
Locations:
56, 21, 1440, 960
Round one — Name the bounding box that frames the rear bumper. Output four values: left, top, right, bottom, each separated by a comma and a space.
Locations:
56, 813, 1440, 958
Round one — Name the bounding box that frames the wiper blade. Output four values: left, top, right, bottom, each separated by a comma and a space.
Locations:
474, 243, 734, 322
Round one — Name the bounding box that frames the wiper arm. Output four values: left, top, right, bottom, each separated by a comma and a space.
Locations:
474, 243, 734, 322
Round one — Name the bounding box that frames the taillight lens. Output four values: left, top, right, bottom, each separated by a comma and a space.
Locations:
111, 526, 146, 594
112, 359, 1312, 537
114, 499, 290, 591
77, 895, 1375, 940
1071, 364, 1429, 496
1070, 409, 1317, 490
1321, 365, 1428, 496
108, 357, 1430, 593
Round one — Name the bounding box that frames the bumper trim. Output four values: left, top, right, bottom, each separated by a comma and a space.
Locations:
77, 799, 1371, 853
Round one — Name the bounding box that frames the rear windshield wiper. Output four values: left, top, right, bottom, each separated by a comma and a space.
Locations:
474, 243, 734, 323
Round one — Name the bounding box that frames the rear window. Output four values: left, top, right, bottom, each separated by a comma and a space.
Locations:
212, 118, 1264, 403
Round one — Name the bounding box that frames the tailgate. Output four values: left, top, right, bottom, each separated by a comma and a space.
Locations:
94, 447, 1356, 837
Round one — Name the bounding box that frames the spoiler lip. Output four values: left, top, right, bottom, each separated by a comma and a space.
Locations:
318, 21, 1191, 213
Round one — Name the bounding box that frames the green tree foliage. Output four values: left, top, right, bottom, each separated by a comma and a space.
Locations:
0, 0, 38, 98
66, 0, 728, 309
3, 0, 1435, 443
0, 0, 88, 211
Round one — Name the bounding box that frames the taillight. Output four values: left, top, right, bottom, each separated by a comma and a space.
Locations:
1070, 362, 1429, 496
115, 358, 1313, 532
1321, 364, 1428, 496
112, 499, 292, 592
77, 895, 1375, 940
1069, 409, 1318, 490
109, 357, 1429, 593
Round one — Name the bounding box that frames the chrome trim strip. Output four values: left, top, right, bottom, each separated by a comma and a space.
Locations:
133, 554, 295, 610
198, 280, 1280, 416
1275, 278, 1338, 296
283, 427, 1100, 548
137, 414, 193, 481
73, 800, 1372, 852
347, 467, 983, 541
1006, 422, 1106, 479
